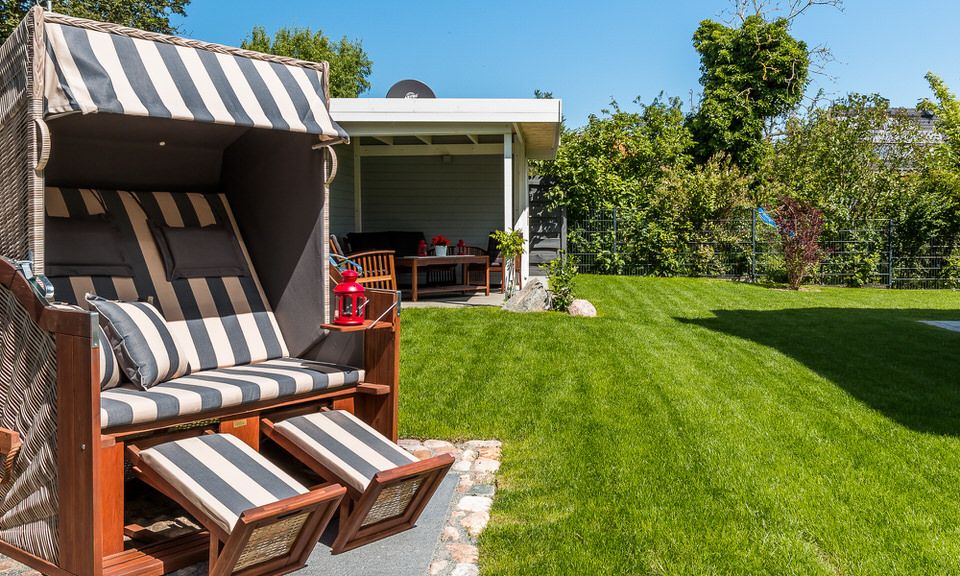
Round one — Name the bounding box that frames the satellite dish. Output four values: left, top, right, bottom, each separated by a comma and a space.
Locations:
386, 79, 436, 99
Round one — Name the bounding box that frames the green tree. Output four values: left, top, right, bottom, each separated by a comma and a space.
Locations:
241, 26, 372, 98
688, 14, 810, 169
544, 96, 693, 214
766, 94, 927, 227
914, 73, 960, 250
766, 92, 956, 285
1, 0, 189, 40
920, 72, 960, 170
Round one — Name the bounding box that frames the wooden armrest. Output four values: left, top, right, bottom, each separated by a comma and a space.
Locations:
0, 259, 93, 337
357, 383, 391, 396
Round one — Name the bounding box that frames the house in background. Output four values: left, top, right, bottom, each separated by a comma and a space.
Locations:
328, 85, 562, 284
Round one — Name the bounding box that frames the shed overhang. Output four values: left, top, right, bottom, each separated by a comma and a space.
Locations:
330, 98, 562, 159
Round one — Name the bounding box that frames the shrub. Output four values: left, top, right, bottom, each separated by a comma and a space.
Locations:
941, 254, 960, 289
546, 252, 579, 311
835, 249, 882, 287
689, 243, 724, 277
773, 197, 826, 289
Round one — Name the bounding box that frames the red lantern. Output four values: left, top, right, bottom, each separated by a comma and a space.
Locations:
417, 239, 428, 257
334, 269, 367, 326
456, 239, 465, 255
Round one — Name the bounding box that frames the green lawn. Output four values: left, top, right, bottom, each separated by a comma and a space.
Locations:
398, 276, 960, 575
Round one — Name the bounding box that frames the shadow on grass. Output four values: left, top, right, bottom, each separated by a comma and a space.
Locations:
680, 307, 960, 436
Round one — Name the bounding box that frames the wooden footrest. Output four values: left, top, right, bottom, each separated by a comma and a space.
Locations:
127, 434, 345, 576
262, 410, 454, 553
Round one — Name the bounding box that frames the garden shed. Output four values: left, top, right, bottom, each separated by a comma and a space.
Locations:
327, 96, 563, 283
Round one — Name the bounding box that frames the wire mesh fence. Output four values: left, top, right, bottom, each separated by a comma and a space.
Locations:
568, 208, 960, 289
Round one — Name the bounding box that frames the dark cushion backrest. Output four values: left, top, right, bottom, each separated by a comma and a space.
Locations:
346, 230, 425, 256
45, 187, 289, 371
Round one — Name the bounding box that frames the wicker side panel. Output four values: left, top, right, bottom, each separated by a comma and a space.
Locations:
362, 477, 422, 527
0, 10, 37, 267
0, 285, 59, 562
234, 512, 309, 573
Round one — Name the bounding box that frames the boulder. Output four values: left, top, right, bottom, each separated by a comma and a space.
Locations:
568, 299, 597, 317
502, 279, 549, 313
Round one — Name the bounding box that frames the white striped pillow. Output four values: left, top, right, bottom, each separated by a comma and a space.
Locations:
86, 294, 190, 390
96, 324, 121, 390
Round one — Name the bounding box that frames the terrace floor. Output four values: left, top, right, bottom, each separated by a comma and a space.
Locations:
403, 292, 504, 309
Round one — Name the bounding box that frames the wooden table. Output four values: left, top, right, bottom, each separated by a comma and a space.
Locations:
396, 255, 490, 302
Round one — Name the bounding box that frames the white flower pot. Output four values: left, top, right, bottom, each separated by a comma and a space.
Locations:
434, 245, 448, 256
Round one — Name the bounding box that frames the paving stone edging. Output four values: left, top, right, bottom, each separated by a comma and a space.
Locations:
398, 439, 501, 576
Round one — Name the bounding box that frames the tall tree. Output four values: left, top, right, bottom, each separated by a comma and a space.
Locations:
544, 96, 694, 214
688, 13, 810, 170
1, 0, 189, 41
241, 26, 372, 99
920, 72, 960, 170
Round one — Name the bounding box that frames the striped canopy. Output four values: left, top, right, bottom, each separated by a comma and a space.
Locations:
42, 17, 348, 141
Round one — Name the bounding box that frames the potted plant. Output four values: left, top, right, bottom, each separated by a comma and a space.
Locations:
432, 234, 450, 256
491, 229, 526, 298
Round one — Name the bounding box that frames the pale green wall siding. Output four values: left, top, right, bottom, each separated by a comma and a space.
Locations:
329, 141, 355, 240
360, 154, 503, 248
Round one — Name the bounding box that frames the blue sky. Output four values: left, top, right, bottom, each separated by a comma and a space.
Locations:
172, 1, 960, 127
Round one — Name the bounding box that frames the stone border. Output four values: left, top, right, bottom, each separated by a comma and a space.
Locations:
398, 439, 501, 576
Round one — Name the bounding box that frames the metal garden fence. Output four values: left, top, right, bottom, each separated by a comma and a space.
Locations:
568, 208, 960, 289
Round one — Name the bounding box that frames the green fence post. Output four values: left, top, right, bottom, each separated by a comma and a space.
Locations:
751, 208, 757, 283
887, 218, 895, 289
612, 207, 618, 257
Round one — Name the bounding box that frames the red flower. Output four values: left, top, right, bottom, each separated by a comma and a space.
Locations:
432, 234, 450, 246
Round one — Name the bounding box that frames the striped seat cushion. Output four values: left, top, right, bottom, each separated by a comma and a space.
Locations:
45, 187, 289, 372
139, 434, 308, 534
101, 358, 364, 430
274, 411, 417, 492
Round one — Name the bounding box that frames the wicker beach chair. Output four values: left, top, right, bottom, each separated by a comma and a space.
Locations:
262, 410, 453, 553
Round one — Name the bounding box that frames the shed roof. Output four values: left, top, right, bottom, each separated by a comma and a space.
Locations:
329, 98, 562, 159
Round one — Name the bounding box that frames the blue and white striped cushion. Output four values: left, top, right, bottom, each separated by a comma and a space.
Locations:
274, 410, 417, 492
96, 324, 121, 390
87, 294, 190, 389
139, 434, 308, 534
100, 358, 364, 429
